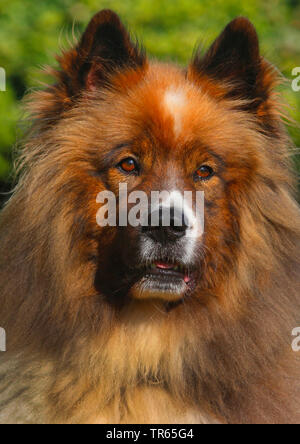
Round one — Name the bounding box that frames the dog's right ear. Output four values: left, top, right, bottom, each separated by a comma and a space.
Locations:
30, 10, 145, 127
56, 9, 146, 98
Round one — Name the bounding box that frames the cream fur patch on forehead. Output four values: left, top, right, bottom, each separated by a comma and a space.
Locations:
164, 88, 187, 137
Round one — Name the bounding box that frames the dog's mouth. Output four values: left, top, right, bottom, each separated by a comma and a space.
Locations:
146, 261, 192, 283
130, 260, 196, 302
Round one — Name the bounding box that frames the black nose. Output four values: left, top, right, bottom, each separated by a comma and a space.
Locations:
142, 207, 188, 243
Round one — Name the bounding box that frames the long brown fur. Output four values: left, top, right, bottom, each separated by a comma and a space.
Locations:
0, 10, 299, 424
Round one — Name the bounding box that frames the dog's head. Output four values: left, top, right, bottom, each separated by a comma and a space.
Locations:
29, 10, 286, 310
2, 12, 298, 423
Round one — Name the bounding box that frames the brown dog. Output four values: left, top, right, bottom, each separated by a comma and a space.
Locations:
0, 10, 299, 424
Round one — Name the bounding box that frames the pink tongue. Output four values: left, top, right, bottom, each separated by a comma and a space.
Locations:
155, 262, 174, 270
155, 262, 191, 284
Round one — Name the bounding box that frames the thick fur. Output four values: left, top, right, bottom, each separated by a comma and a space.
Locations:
0, 10, 299, 424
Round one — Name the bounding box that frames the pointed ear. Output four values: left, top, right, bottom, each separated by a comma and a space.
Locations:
189, 17, 278, 116
56, 9, 146, 96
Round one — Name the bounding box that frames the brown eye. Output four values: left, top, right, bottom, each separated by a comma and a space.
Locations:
194, 165, 214, 181
118, 157, 139, 174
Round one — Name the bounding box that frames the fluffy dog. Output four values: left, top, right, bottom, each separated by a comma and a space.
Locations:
0, 10, 299, 424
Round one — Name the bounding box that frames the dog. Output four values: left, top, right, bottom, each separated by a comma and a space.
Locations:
0, 9, 299, 424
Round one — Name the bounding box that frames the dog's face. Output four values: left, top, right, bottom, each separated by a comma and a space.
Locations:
91, 71, 257, 305
93, 82, 210, 304
45, 10, 279, 308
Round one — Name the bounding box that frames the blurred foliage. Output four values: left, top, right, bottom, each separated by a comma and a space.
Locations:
0, 0, 299, 187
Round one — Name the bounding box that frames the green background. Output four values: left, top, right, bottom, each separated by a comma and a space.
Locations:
0, 0, 299, 196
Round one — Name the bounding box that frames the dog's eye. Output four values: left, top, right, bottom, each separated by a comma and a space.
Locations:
194, 165, 214, 181
118, 157, 139, 174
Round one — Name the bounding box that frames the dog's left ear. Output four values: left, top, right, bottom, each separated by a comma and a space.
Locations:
189, 17, 278, 118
